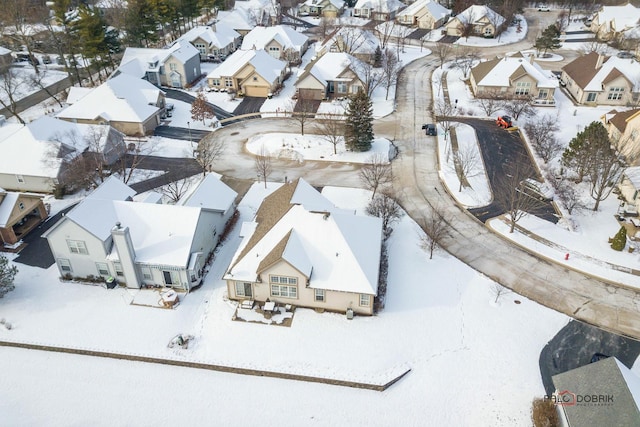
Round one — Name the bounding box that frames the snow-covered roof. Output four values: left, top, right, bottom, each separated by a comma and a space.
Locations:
297, 52, 364, 87
216, 9, 255, 31
87, 176, 136, 202
66, 87, 93, 104
472, 54, 559, 89
624, 166, 640, 189
180, 174, 237, 212
240, 26, 308, 52
179, 23, 240, 49
396, 0, 450, 20
167, 40, 200, 63
56, 74, 162, 123
302, 0, 344, 9
455, 5, 504, 27
118, 40, 198, 75
353, 0, 404, 13
0, 46, 11, 55
584, 56, 640, 92
206, 49, 286, 83
317, 27, 380, 55
0, 191, 19, 227
95, 0, 128, 8
595, 4, 640, 33
0, 117, 111, 178
225, 178, 381, 295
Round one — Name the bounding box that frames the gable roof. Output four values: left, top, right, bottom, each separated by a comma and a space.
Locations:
563, 52, 640, 92
317, 27, 380, 55
216, 9, 254, 32
454, 5, 504, 27
0, 191, 40, 228
625, 166, 640, 189
552, 357, 640, 426
608, 108, 640, 133
179, 23, 240, 49
206, 49, 286, 82
0, 117, 112, 178
179, 173, 237, 212
353, 0, 404, 13
302, 0, 344, 10
472, 54, 559, 89
396, 0, 450, 20
595, 3, 640, 33
240, 25, 308, 52
225, 179, 381, 294
56, 74, 162, 123
296, 52, 364, 87
118, 40, 198, 77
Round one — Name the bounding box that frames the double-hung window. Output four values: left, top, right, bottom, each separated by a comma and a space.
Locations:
360, 294, 371, 307
515, 81, 531, 96
270, 275, 298, 299
607, 87, 624, 100
67, 240, 88, 255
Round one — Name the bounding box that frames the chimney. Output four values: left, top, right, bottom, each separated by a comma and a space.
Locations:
111, 223, 141, 289
596, 53, 605, 69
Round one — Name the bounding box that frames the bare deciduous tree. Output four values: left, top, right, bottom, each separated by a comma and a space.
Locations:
195, 135, 225, 176
453, 144, 482, 192
28, 70, 65, 108
433, 42, 453, 69
359, 153, 393, 199
554, 178, 583, 215
0, 65, 29, 124
491, 283, 512, 303
254, 144, 272, 189
419, 205, 451, 259
381, 48, 401, 100
579, 40, 610, 56
434, 100, 458, 138
377, 20, 396, 49
315, 111, 344, 154
290, 98, 316, 136
524, 115, 562, 163
114, 138, 157, 184
160, 172, 195, 204
474, 91, 506, 116
453, 45, 480, 79
316, 17, 336, 38
366, 191, 403, 238
355, 60, 382, 97
504, 95, 536, 120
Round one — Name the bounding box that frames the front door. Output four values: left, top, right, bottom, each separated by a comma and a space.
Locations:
244, 282, 253, 298
163, 271, 173, 285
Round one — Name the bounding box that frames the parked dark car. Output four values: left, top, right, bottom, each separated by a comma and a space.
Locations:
617, 51, 635, 59
590, 353, 609, 363
422, 123, 437, 136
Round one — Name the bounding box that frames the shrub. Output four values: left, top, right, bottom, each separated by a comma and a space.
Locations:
611, 226, 627, 251
531, 397, 559, 427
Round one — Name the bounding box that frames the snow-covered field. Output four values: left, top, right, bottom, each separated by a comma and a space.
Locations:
246, 132, 391, 164
0, 183, 570, 425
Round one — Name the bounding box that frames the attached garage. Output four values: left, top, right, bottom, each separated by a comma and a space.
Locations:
298, 88, 324, 100
242, 85, 270, 97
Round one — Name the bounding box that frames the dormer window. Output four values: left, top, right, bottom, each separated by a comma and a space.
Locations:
148, 61, 158, 68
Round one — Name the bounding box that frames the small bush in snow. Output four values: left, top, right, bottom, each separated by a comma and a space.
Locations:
611, 226, 627, 251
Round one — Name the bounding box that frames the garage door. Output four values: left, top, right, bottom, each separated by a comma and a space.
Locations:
243, 85, 269, 97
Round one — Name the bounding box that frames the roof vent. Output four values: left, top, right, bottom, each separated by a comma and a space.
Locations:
115, 221, 121, 229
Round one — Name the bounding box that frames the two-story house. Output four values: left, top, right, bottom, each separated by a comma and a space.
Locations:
315, 27, 381, 64
179, 23, 241, 61
353, 0, 405, 20
299, 0, 345, 18
396, 0, 451, 30
240, 26, 309, 64
589, 3, 640, 42
444, 5, 505, 38
44, 174, 237, 291
561, 52, 640, 106
224, 178, 382, 315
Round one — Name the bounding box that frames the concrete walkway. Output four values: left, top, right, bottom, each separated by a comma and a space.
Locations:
388, 56, 640, 340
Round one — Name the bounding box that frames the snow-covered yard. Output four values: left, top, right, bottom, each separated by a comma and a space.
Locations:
1, 182, 570, 425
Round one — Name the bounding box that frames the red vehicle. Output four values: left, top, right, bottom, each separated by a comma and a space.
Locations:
496, 115, 513, 128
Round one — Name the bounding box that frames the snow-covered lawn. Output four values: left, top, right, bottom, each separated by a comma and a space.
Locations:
246, 132, 391, 163
1, 182, 570, 425
451, 14, 528, 47
0, 66, 68, 106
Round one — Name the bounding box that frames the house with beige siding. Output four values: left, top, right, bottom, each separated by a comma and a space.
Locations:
469, 53, 558, 105
241, 26, 309, 65
602, 108, 640, 165
178, 23, 241, 61
299, 0, 345, 18
206, 49, 287, 97
43, 174, 237, 291
224, 178, 382, 316
444, 5, 505, 38
0, 188, 48, 247
589, 3, 640, 42
315, 27, 381, 64
0, 116, 125, 193
396, 0, 450, 29
57, 74, 166, 136
353, 0, 405, 20
295, 52, 365, 100
561, 52, 640, 106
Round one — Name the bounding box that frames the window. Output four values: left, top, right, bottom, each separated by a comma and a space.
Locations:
515, 81, 531, 96
253, 76, 258, 81
225, 77, 233, 87
18, 202, 24, 210
58, 258, 72, 273
586, 92, 597, 102
315, 288, 325, 302
360, 294, 371, 307
607, 87, 624, 100
195, 43, 206, 55
270, 275, 297, 285
141, 267, 152, 281
16, 175, 24, 183
537, 89, 548, 99
351, 84, 361, 93
337, 82, 347, 93
163, 270, 180, 286
235, 281, 253, 297
169, 63, 177, 71
211, 79, 220, 87
67, 240, 88, 255
113, 262, 124, 277
95, 262, 109, 276
271, 284, 297, 298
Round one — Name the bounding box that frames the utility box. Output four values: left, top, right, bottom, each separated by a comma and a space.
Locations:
346, 308, 354, 320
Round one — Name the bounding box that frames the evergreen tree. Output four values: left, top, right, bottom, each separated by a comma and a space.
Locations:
534, 24, 561, 57
0, 253, 17, 298
611, 226, 627, 251
345, 90, 374, 152
76, 5, 118, 84
51, 0, 83, 85
562, 121, 610, 183
125, 0, 160, 47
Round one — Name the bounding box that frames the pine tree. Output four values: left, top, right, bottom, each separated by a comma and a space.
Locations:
534, 24, 561, 57
125, 0, 160, 47
345, 90, 374, 152
611, 226, 627, 251
562, 121, 610, 183
0, 253, 17, 298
